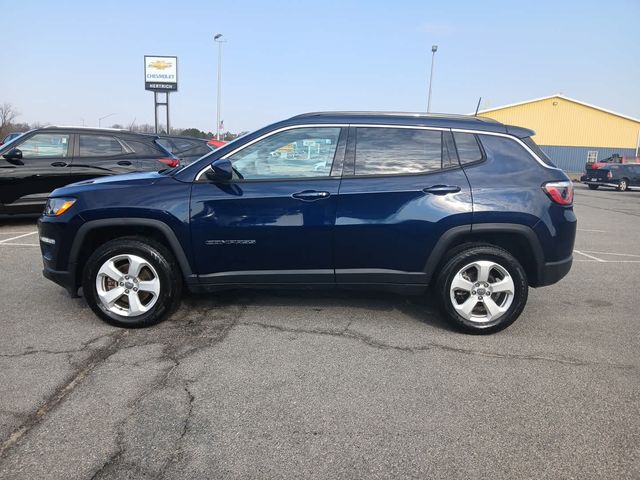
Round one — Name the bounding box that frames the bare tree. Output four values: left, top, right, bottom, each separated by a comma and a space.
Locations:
0, 103, 19, 136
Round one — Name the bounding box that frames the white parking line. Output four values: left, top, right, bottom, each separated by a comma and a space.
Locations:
0, 231, 35, 235
575, 259, 640, 263
0, 232, 37, 244
0, 243, 39, 247
581, 250, 640, 258
577, 228, 606, 233
573, 250, 606, 262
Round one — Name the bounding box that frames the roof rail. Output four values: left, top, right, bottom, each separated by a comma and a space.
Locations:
41, 125, 131, 132
290, 111, 500, 123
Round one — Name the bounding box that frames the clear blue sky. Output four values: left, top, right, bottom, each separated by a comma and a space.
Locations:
2, 0, 639, 133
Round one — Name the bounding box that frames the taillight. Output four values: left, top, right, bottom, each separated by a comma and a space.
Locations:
158, 157, 180, 168
607, 170, 613, 179
543, 181, 573, 206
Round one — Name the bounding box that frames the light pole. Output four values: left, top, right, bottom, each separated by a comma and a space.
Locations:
427, 45, 438, 113
98, 113, 115, 128
214, 33, 226, 140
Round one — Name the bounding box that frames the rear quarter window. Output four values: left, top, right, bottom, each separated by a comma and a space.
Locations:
120, 138, 164, 157
521, 137, 556, 167
453, 133, 483, 164
476, 135, 543, 174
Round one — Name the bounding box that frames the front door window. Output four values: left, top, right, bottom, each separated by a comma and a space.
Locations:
17, 133, 70, 158
227, 127, 341, 180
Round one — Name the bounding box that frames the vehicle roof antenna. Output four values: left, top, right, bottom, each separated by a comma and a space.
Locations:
474, 97, 482, 116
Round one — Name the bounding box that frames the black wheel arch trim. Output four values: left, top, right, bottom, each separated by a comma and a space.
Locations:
423, 222, 545, 286
69, 218, 195, 283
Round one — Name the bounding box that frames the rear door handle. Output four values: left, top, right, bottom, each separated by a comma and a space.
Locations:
292, 190, 331, 201
422, 185, 461, 195
51, 161, 68, 167
117, 160, 133, 166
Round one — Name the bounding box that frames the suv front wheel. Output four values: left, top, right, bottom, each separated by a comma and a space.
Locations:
436, 245, 528, 334
82, 237, 182, 328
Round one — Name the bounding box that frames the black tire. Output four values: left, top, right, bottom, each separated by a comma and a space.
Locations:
617, 178, 629, 191
436, 244, 528, 334
588, 184, 599, 190
82, 236, 182, 328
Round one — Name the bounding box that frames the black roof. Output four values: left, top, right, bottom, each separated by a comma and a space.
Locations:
286, 111, 534, 137
31, 126, 163, 140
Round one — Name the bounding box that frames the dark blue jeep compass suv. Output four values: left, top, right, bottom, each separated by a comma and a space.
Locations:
38, 112, 576, 333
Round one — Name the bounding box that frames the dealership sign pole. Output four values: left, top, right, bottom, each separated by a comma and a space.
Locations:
144, 56, 178, 134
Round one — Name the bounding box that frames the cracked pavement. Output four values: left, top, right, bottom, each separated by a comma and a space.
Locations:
0, 184, 639, 479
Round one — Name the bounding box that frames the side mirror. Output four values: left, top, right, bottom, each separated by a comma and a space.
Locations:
206, 158, 233, 182
3, 148, 23, 165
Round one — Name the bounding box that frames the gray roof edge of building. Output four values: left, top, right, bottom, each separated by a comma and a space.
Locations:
475, 94, 640, 124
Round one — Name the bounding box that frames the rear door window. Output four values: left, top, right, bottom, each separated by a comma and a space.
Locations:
354, 127, 443, 175
78, 135, 124, 157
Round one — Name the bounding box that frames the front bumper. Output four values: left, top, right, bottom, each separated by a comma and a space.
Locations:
38, 216, 80, 297
43, 266, 78, 297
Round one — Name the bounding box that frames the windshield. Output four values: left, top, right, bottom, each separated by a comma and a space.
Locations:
1, 132, 24, 147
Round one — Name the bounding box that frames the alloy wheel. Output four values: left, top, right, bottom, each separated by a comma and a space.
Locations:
95, 254, 161, 317
449, 260, 515, 324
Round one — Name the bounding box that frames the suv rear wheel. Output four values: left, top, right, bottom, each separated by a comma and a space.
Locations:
617, 178, 629, 191
82, 237, 182, 328
436, 244, 528, 334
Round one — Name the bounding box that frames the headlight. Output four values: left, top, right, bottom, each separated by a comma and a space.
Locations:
44, 198, 76, 216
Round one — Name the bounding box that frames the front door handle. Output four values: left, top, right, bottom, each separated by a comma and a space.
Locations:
117, 160, 133, 166
51, 161, 68, 167
422, 185, 461, 195
292, 190, 331, 201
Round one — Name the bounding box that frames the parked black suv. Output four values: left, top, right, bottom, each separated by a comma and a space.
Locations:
0, 127, 178, 214
581, 164, 640, 191
39, 112, 576, 334
155, 135, 214, 165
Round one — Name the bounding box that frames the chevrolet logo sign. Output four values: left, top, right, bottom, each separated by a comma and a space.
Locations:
148, 60, 173, 70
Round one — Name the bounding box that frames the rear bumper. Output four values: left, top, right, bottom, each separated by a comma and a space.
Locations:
582, 180, 618, 187
536, 255, 572, 287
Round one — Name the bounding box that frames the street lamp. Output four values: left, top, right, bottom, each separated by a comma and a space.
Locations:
98, 113, 116, 128
427, 45, 438, 113
214, 33, 226, 140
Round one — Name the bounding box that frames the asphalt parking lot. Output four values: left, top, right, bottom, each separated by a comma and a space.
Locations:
0, 183, 638, 479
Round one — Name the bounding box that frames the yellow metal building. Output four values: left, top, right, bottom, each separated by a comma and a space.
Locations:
477, 95, 640, 172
